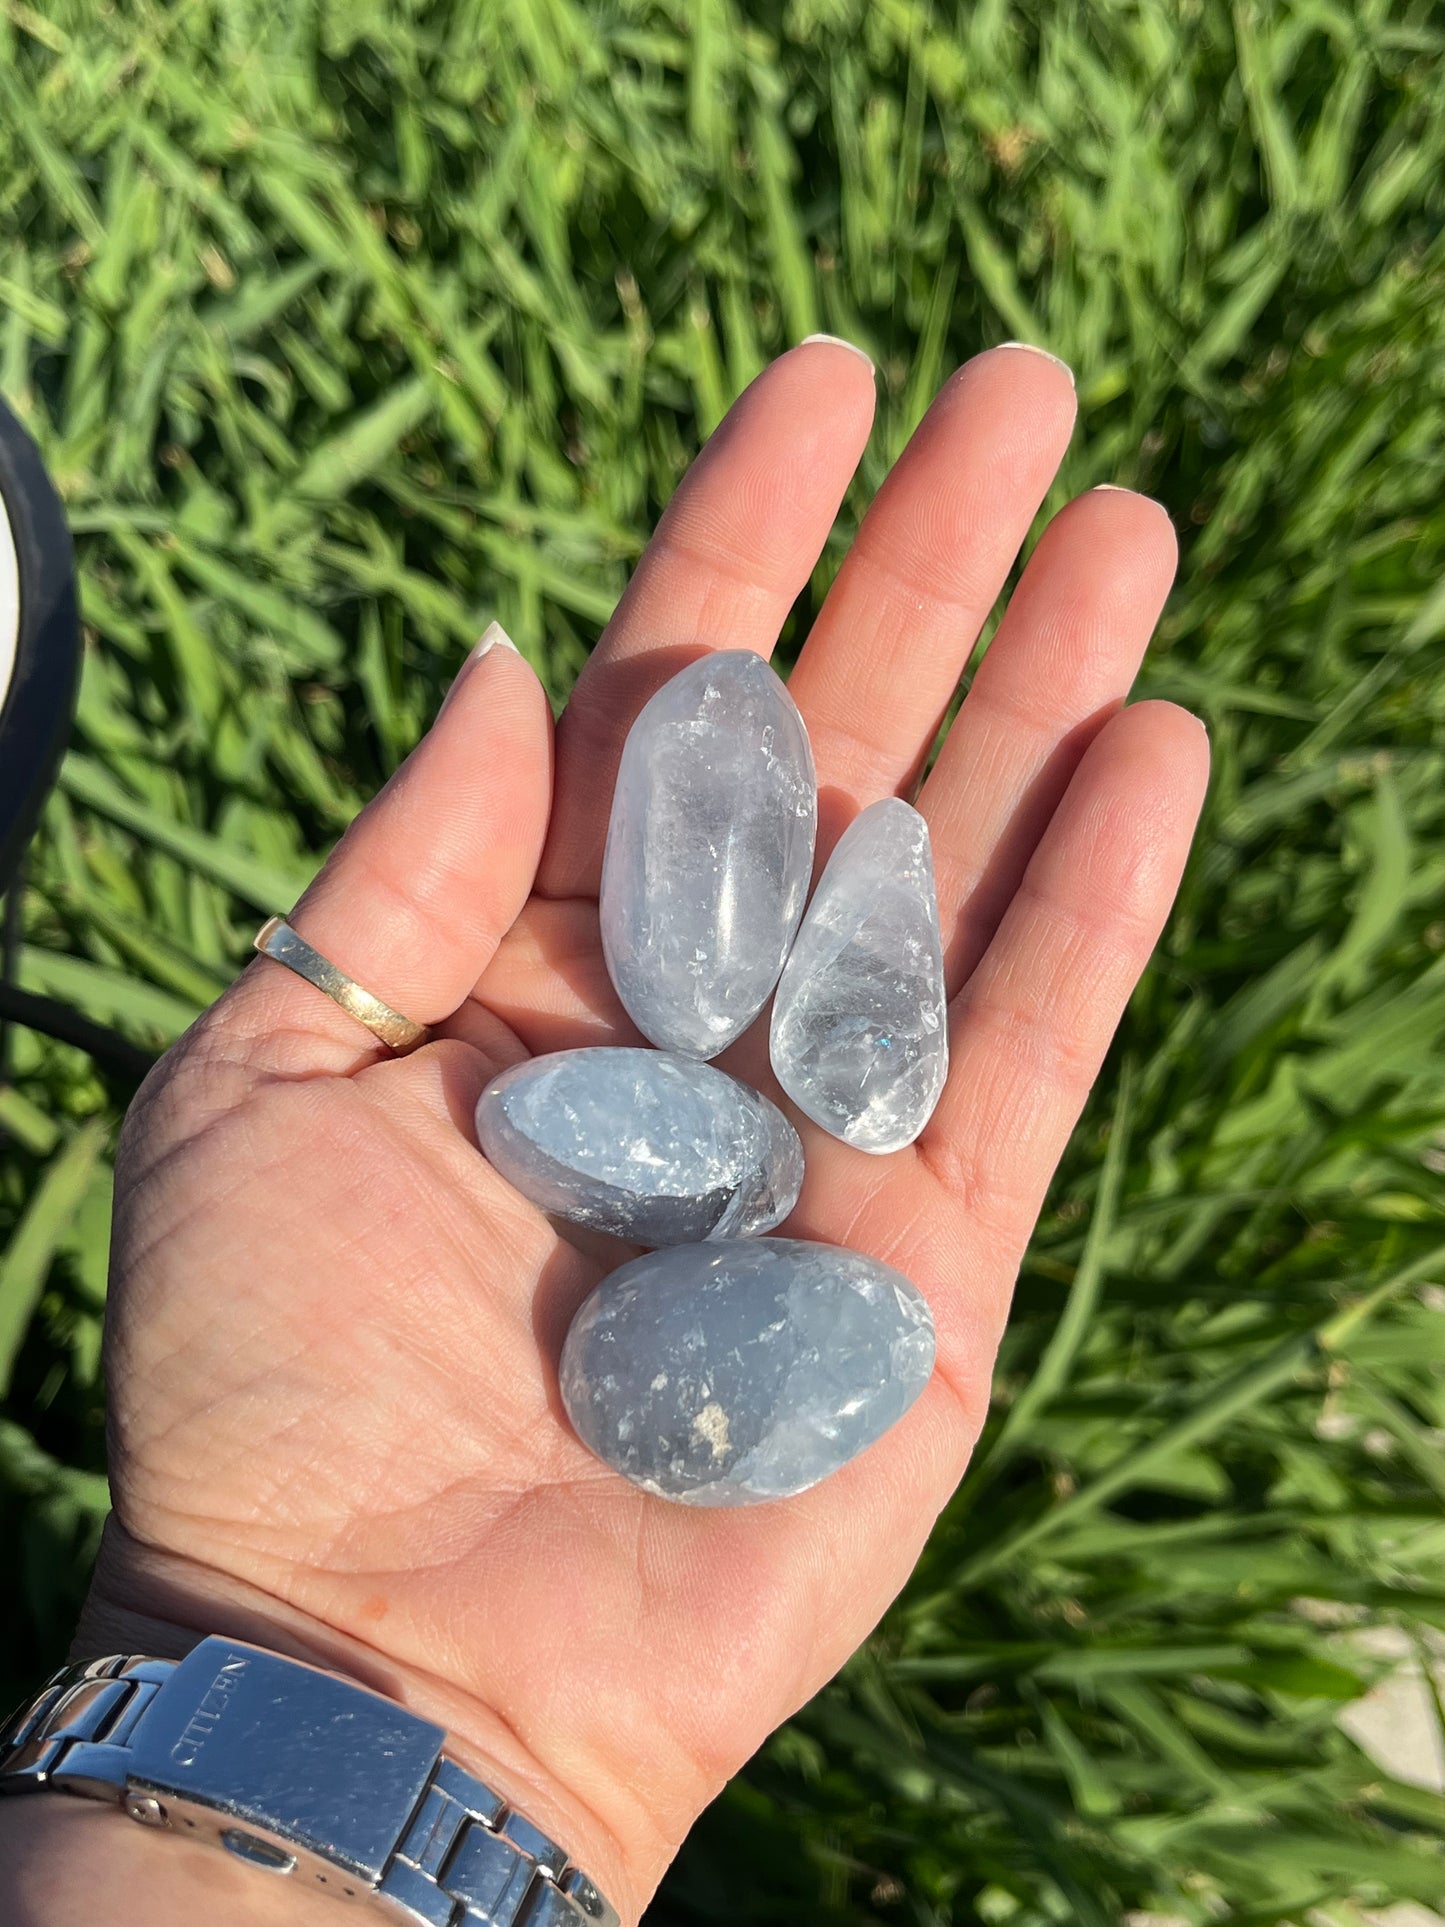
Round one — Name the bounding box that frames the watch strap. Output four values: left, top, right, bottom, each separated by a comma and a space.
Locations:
0, 1646, 618, 1927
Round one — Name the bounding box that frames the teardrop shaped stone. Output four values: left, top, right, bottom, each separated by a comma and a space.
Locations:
476, 1048, 803, 1247
770, 798, 948, 1153
600, 651, 817, 1058
559, 1238, 935, 1506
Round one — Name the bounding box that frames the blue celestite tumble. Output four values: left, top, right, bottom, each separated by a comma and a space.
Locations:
559, 1239, 936, 1505
475, 1048, 803, 1247
599, 650, 817, 1058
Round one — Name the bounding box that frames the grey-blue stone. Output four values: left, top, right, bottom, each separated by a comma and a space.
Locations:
476, 1048, 803, 1247
770, 797, 948, 1153
600, 651, 817, 1058
559, 1238, 935, 1505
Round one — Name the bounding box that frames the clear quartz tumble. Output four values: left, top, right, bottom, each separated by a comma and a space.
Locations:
600, 650, 817, 1058
770, 797, 948, 1153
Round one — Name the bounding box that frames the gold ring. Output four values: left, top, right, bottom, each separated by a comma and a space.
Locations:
252, 915, 430, 1055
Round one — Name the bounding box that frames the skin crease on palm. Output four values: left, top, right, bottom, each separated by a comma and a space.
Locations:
32, 342, 1209, 1925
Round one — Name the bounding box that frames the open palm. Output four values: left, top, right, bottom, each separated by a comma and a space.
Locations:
93, 342, 1207, 1923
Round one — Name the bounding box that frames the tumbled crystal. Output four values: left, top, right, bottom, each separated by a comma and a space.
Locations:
600, 650, 817, 1058
476, 1047, 803, 1247
559, 1238, 935, 1505
770, 797, 948, 1154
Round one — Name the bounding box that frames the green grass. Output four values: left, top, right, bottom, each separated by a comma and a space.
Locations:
3, 1, 1445, 1920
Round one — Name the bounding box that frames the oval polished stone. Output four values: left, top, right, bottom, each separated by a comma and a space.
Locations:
770, 798, 948, 1153
476, 1048, 803, 1247
600, 650, 817, 1058
559, 1239, 935, 1505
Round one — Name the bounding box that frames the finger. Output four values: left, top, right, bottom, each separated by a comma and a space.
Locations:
919, 702, 1209, 1285
538, 339, 877, 898
918, 485, 1178, 994
787, 344, 1077, 848
214, 632, 554, 1078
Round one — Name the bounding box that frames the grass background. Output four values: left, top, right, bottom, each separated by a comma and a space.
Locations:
2, 0, 1444, 1920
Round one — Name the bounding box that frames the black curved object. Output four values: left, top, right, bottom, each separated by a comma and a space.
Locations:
0, 394, 80, 893
0, 980, 156, 1085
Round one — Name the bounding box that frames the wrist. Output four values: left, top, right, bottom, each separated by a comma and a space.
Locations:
0, 1796, 339, 1927
73, 1519, 642, 1925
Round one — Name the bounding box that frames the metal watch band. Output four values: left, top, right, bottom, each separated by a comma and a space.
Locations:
0, 1637, 618, 1927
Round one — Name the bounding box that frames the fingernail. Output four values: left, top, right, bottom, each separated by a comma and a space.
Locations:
473, 619, 519, 660
999, 341, 1075, 386
439, 620, 519, 716
1093, 484, 1174, 524
800, 333, 875, 372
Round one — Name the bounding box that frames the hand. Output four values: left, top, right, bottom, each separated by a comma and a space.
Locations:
82, 341, 1207, 1922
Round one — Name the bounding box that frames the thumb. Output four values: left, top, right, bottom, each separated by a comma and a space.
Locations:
213, 622, 554, 1078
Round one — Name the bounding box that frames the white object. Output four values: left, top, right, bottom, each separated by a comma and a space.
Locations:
0, 487, 18, 712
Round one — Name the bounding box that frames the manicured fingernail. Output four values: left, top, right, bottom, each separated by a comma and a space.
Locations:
473, 619, 519, 660
999, 341, 1075, 385
1093, 485, 1174, 524
800, 333, 875, 372
440, 621, 519, 715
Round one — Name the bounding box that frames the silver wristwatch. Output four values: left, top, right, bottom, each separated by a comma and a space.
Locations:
0, 1635, 619, 1927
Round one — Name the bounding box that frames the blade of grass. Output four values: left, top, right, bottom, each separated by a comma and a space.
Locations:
0, 1121, 108, 1394
955, 1245, 1445, 1586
